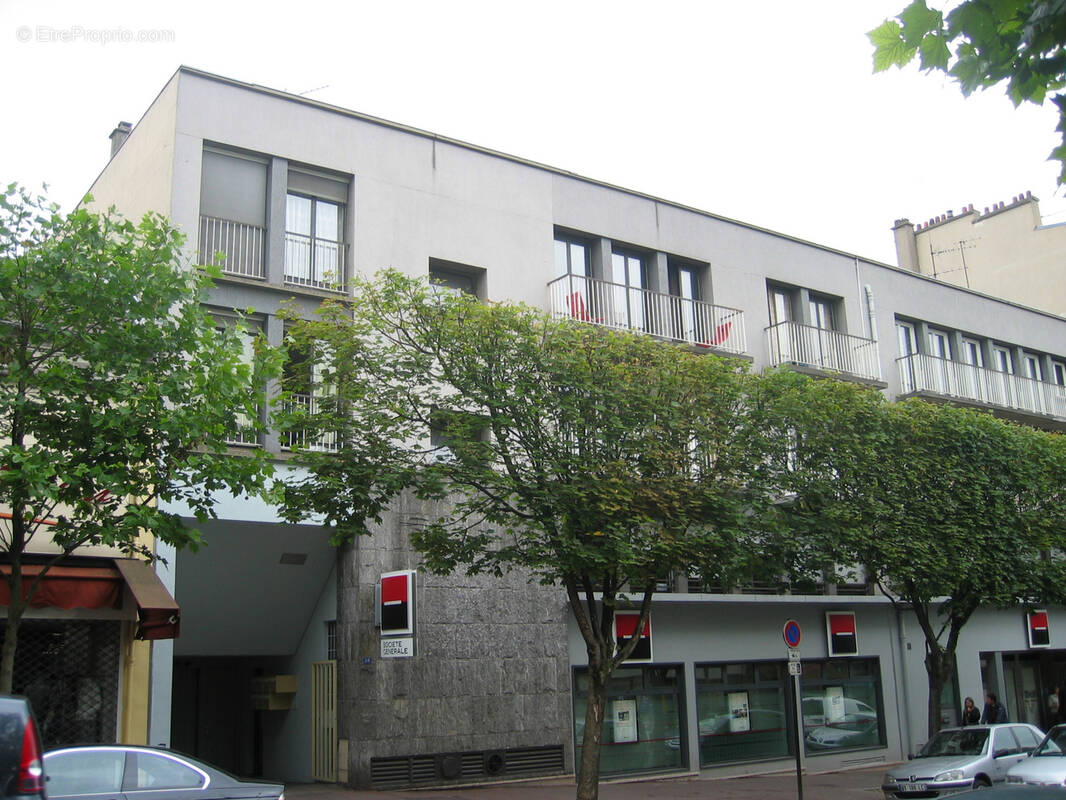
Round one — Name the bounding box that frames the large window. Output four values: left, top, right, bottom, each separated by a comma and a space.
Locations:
801, 658, 884, 755
610, 249, 647, 331
285, 167, 348, 290
694, 661, 790, 766
573, 665, 683, 775
198, 148, 268, 278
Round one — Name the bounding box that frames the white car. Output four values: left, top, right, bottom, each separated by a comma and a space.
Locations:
882, 723, 1044, 798
1006, 723, 1066, 787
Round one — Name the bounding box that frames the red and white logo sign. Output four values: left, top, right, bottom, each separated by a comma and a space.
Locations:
615, 611, 652, 662
380, 570, 414, 635
826, 611, 858, 656
1028, 610, 1051, 648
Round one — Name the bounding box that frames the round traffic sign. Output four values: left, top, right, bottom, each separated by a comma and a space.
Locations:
783, 619, 802, 648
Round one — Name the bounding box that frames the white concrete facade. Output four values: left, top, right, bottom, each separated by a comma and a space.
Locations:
85, 66, 1066, 788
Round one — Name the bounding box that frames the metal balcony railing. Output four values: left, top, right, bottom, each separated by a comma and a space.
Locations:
284, 393, 341, 452
897, 353, 1066, 420
224, 409, 259, 447
547, 275, 746, 355
765, 321, 881, 382
198, 216, 266, 279
284, 233, 347, 291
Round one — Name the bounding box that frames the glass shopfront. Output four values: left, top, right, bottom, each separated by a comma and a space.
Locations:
695, 661, 790, 765
800, 658, 885, 755
573, 665, 684, 775
694, 657, 886, 767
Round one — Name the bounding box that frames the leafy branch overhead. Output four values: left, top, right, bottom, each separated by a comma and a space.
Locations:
870, 0, 1066, 182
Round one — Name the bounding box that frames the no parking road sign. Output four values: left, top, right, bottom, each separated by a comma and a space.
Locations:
782, 618, 802, 649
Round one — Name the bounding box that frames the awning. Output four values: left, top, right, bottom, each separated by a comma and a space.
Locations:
113, 559, 181, 641
0, 559, 180, 640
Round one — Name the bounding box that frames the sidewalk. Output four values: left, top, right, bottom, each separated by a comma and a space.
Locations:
284, 766, 887, 800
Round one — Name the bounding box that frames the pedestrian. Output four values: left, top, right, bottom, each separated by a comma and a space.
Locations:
981, 692, 1007, 724
961, 696, 980, 725
1049, 687, 1060, 722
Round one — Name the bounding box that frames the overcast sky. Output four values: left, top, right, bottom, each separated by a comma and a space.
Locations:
2, 0, 1064, 267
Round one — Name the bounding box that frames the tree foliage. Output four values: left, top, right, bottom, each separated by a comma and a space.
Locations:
776, 370, 1066, 736
278, 270, 789, 800
0, 184, 276, 692
870, 0, 1066, 182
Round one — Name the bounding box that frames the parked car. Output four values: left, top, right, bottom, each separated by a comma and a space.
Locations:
951, 786, 1066, 797
1006, 723, 1066, 788
0, 695, 44, 800
882, 723, 1044, 798
44, 745, 285, 800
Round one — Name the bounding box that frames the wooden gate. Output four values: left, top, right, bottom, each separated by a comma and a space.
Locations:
311, 660, 338, 782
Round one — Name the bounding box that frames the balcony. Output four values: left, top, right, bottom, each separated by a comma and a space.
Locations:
547, 275, 746, 355
284, 233, 347, 291
198, 216, 265, 279
765, 321, 882, 383
898, 354, 1066, 422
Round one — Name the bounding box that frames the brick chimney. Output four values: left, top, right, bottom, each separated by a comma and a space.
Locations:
109, 121, 132, 160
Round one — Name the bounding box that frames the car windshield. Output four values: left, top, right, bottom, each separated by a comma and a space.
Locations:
1033, 728, 1066, 757
918, 728, 989, 757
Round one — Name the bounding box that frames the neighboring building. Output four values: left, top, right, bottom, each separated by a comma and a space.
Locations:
80, 66, 1066, 789
893, 192, 1066, 316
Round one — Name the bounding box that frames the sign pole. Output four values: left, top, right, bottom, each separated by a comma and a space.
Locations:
782, 620, 804, 800
793, 669, 804, 800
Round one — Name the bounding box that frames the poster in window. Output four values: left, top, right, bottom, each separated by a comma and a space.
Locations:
825, 686, 845, 724
728, 691, 751, 733
612, 699, 638, 743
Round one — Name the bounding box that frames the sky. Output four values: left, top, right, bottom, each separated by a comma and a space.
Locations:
2, 0, 1064, 267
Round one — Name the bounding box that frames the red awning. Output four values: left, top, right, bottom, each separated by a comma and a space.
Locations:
0, 559, 179, 640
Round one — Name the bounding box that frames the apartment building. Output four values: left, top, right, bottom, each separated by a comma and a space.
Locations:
82, 66, 1066, 789
893, 192, 1066, 317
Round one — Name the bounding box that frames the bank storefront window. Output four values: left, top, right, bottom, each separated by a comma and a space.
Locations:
801, 658, 885, 755
695, 661, 789, 765
573, 665, 683, 775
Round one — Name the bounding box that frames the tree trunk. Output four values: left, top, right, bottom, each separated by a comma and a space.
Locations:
0, 584, 23, 694
925, 646, 952, 739
576, 666, 607, 800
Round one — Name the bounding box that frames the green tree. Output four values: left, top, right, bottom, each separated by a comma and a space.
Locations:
0, 184, 276, 692
777, 370, 1066, 736
279, 270, 787, 800
869, 1, 1066, 182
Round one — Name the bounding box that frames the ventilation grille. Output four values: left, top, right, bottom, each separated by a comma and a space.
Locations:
370, 744, 565, 787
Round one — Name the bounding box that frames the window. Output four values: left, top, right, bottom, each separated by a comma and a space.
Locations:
1023, 352, 1043, 381
768, 286, 793, 326
429, 408, 488, 464
282, 337, 339, 452
124, 752, 205, 790
801, 658, 885, 755
808, 294, 835, 331
198, 148, 267, 277
214, 317, 261, 446
573, 665, 683, 775
429, 261, 482, 297
694, 661, 790, 766
285, 194, 343, 289
285, 167, 348, 290
669, 261, 703, 343
927, 328, 950, 359
610, 249, 647, 331
45, 750, 125, 797
961, 337, 983, 367
554, 234, 591, 278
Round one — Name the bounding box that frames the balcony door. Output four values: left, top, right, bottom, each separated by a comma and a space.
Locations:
990, 345, 1014, 406
610, 250, 647, 333
897, 321, 917, 393
958, 337, 983, 401
925, 328, 952, 394
808, 294, 838, 371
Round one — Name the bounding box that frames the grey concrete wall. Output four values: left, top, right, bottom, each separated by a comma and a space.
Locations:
338, 491, 572, 787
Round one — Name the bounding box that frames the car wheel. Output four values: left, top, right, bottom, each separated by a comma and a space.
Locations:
972, 777, 992, 789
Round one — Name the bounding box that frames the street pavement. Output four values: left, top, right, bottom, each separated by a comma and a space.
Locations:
284, 766, 887, 800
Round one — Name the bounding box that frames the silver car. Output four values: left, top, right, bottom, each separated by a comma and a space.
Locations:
882, 723, 1044, 798
1006, 723, 1066, 787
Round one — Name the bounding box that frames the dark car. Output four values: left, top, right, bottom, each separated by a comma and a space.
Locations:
44, 745, 284, 800
0, 696, 44, 800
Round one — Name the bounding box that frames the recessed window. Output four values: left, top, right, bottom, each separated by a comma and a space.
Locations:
285, 167, 348, 290
429, 261, 483, 298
